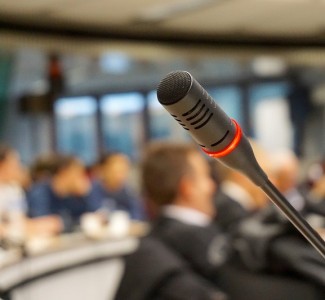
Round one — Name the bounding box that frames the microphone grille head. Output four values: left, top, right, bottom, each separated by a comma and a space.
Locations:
157, 71, 192, 105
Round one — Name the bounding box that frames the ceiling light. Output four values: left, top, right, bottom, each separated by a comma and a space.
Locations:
135, 0, 220, 23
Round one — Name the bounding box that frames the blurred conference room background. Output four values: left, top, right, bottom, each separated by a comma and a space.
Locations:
1, 0, 325, 299
0, 1, 325, 168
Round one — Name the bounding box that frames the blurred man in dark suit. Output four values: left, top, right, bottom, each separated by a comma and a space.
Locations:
141, 142, 230, 295
116, 141, 228, 300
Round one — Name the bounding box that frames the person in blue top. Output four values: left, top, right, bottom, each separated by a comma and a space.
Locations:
27, 154, 95, 232
89, 151, 145, 221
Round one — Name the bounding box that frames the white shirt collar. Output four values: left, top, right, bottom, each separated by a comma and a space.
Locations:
220, 181, 255, 210
162, 205, 212, 227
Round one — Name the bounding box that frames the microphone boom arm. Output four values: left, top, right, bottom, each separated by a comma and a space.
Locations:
261, 179, 325, 259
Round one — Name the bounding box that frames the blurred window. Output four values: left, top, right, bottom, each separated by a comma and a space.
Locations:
100, 92, 145, 160
249, 82, 292, 150
55, 96, 98, 164
99, 52, 131, 74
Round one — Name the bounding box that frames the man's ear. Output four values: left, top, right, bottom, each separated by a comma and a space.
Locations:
178, 175, 193, 199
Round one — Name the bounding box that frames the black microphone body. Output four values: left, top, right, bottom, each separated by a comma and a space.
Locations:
157, 70, 325, 259
157, 71, 267, 187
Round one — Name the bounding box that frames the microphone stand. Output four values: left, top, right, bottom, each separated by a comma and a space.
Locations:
261, 179, 325, 259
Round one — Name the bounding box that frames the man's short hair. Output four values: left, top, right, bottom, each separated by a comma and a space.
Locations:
97, 151, 127, 166
141, 142, 198, 207
30, 153, 79, 181
40, 154, 80, 176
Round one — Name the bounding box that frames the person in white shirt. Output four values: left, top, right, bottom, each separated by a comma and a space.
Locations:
0, 144, 27, 240
0, 144, 61, 242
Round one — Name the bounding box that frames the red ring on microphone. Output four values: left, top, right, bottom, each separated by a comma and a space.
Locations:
201, 119, 242, 158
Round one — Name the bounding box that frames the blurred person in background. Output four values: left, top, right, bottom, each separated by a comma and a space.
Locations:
0, 144, 27, 241
0, 144, 60, 243
212, 140, 270, 232
261, 148, 308, 227
90, 151, 145, 221
271, 149, 306, 212
27, 154, 95, 232
266, 151, 325, 231
141, 141, 230, 298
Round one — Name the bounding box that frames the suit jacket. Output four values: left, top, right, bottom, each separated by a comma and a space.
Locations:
213, 191, 253, 232
114, 236, 227, 300
150, 216, 231, 282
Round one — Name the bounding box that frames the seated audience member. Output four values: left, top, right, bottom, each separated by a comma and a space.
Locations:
271, 149, 307, 212
27, 154, 93, 232
0, 144, 59, 241
0, 144, 27, 239
213, 140, 270, 232
90, 151, 145, 220
265, 150, 325, 231
141, 142, 231, 292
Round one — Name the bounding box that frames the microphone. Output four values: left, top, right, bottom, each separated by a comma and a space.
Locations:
157, 70, 325, 258
157, 70, 267, 187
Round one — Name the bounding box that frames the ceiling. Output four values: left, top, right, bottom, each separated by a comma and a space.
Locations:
1, 0, 325, 44
2, 0, 325, 68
